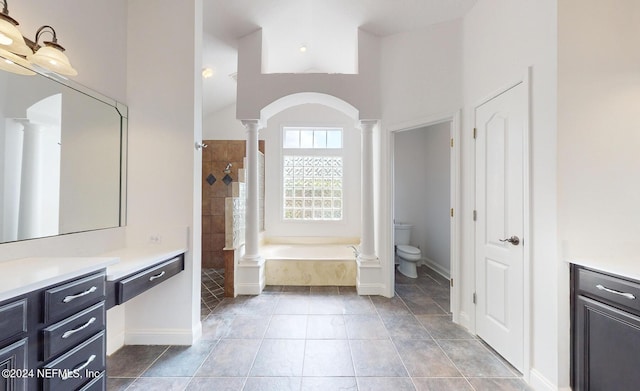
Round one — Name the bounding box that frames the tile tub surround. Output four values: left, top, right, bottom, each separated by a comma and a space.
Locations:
107, 266, 532, 391
262, 243, 358, 286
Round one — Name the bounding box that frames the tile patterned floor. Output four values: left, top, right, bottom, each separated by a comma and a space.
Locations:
107, 266, 532, 390
201, 268, 225, 319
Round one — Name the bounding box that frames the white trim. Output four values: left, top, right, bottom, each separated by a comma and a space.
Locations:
356, 282, 384, 295
387, 110, 461, 321
124, 327, 198, 346
529, 368, 559, 391
260, 92, 359, 123
472, 68, 532, 382
420, 257, 450, 280
106, 329, 124, 356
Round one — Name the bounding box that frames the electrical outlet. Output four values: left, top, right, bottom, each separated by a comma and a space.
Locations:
149, 234, 162, 244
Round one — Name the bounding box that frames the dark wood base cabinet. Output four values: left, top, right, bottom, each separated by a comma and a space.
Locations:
572, 265, 640, 391
0, 271, 106, 391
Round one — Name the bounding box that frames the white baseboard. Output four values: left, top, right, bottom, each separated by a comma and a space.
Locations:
529, 368, 559, 391
124, 328, 196, 346
356, 282, 384, 296
420, 257, 450, 279
235, 282, 264, 295
106, 329, 125, 356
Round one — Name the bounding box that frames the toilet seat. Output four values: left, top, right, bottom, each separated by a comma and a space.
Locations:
397, 245, 420, 255
397, 245, 421, 261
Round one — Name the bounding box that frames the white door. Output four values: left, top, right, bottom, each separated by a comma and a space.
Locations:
475, 82, 526, 372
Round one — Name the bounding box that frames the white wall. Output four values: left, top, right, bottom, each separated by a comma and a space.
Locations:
123, 0, 202, 344
203, 103, 247, 140
11, 0, 127, 103
378, 19, 463, 297
0, 0, 128, 261
263, 104, 361, 239
558, 0, 640, 259
237, 29, 381, 120
381, 20, 463, 126
462, 0, 559, 389
394, 122, 450, 276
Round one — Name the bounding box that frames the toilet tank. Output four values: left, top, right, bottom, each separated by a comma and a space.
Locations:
394, 223, 412, 245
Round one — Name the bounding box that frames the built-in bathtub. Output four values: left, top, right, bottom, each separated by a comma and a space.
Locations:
261, 242, 358, 286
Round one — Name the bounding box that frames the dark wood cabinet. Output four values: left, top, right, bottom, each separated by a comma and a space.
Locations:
572, 264, 640, 391
0, 271, 106, 391
0, 338, 28, 391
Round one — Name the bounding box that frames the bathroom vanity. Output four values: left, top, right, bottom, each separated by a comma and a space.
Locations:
0, 249, 185, 391
571, 261, 640, 391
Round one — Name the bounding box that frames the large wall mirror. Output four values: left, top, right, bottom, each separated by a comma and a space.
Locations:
0, 65, 127, 243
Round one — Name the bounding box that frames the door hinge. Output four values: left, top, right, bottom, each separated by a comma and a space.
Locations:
473, 292, 477, 304
450, 208, 454, 217
473, 127, 477, 139
473, 210, 477, 221
450, 138, 454, 148
450, 279, 453, 287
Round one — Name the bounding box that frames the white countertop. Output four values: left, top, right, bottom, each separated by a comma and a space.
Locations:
571, 257, 640, 281
100, 246, 187, 280
0, 257, 119, 302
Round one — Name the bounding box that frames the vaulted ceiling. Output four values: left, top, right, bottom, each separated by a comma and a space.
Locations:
201, 0, 477, 117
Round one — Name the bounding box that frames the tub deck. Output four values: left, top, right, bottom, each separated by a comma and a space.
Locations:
260, 243, 358, 286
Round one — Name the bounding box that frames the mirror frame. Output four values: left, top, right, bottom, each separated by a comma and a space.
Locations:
0, 67, 128, 242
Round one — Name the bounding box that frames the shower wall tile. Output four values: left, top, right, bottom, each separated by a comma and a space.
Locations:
202, 139, 264, 272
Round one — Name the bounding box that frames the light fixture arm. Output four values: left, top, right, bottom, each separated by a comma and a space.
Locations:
34, 25, 65, 51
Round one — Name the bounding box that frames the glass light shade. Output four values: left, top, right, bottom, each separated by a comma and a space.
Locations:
0, 17, 30, 56
0, 48, 35, 75
27, 44, 77, 76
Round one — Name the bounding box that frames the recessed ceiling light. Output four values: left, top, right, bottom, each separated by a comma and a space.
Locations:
299, 45, 307, 53
202, 67, 214, 78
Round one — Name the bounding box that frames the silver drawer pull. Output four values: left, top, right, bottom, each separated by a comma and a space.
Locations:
62, 317, 97, 339
596, 284, 636, 300
149, 271, 166, 281
62, 286, 97, 303
61, 354, 96, 380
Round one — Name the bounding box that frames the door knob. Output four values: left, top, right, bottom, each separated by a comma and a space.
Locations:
499, 236, 520, 246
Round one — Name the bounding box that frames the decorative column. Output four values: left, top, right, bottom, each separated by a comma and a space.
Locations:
16, 119, 45, 240
236, 120, 265, 295
359, 120, 378, 262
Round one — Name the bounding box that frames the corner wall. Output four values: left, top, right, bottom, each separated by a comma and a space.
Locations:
123, 0, 202, 344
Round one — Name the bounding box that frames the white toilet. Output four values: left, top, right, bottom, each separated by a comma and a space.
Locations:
394, 223, 422, 278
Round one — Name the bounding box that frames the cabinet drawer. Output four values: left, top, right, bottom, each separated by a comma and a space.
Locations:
0, 299, 27, 344
117, 255, 184, 304
42, 331, 105, 391
0, 338, 27, 391
42, 302, 105, 361
78, 371, 105, 391
577, 268, 640, 315
44, 273, 105, 324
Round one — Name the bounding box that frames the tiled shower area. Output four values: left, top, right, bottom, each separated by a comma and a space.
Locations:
201, 140, 264, 300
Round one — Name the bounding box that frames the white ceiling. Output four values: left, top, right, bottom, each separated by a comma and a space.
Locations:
201, 0, 477, 117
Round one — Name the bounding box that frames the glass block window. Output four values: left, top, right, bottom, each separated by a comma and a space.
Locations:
282, 127, 344, 221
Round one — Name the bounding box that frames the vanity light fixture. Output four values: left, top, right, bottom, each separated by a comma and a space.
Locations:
0, 0, 77, 76
27, 25, 77, 76
0, 0, 30, 56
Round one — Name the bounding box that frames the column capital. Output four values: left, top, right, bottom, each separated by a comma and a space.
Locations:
359, 119, 378, 132
241, 119, 261, 132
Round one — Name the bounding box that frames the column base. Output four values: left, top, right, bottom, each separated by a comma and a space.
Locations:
356, 255, 384, 295
236, 255, 265, 295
